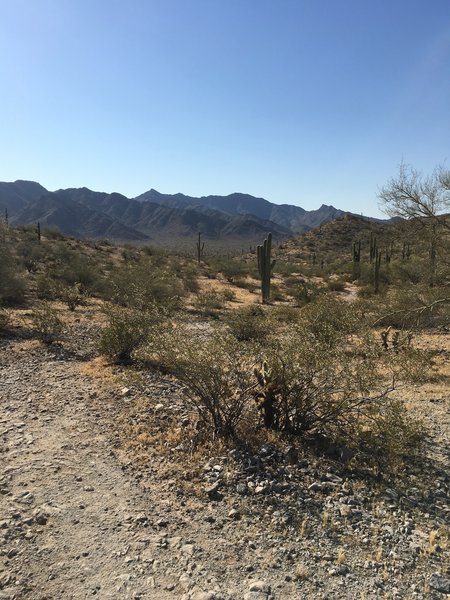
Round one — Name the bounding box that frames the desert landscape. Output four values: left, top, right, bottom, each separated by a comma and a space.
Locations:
1, 186, 449, 599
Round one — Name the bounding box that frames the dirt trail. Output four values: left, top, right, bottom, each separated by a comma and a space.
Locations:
0, 345, 191, 600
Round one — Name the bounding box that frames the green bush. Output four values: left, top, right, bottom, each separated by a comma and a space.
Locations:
326, 277, 346, 292
289, 281, 321, 307
0, 308, 10, 330
224, 305, 267, 341
97, 304, 163, 363
156, 328, 253, 437
111, 261, 185, 311
31, 302, 64, 344
252, 318, 427, 467
194, 291, 226, 316
60, 284, 86, 311
36, 274, 61, 300
0, 243, 26, 305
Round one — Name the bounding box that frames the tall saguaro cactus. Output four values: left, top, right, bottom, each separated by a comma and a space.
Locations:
196, 232, 205, 264
257, 233, 275, 304
352, 240, 361, 280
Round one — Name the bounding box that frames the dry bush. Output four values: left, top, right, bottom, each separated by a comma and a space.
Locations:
0, 308, 10, 330
155, 328, 254, 438
0, 238, 26, 305
111, 260, 185, 312
31, 302, 64, 344
97, 304, 164, 363
193, 291, 226, 316
224, 305, 268, 341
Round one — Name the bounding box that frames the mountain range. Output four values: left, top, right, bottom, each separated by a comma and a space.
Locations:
0, 180, 351, 242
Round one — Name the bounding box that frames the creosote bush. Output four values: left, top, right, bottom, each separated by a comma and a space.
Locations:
0, 308, 11, 330
60, 284, 86, 311
111, 260, 185, 312
155, 328, 254, 438
224, 305, 268, 341
0, 235, 26, 304
193, 291, 226, 316
154, 298, 428, 468
31, 302, 64, 344
98, 304, 164, 363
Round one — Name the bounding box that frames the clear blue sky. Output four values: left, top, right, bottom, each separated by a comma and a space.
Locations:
1, 0, 449, 217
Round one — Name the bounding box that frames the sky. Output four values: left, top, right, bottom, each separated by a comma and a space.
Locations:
0, 0, 449, 217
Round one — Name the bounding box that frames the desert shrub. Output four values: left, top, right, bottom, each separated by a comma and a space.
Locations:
31, 302, 64, 344
391, 259, 425, 285
36, 274, 62, 300
327, 277, 346, 292
0, 243, 26, 305
111, 261, 185, 311
233, 278, 258, 292
290, 281, 321, 306
208, 257, 256, 282
194, 291, 226, 316
42, 227, 64, 240
0, 308, 10, 330
371, 286, 450, 329
224, 305, 267, 341
156, 328, 254, 437
57, 256, 100, 290
222, 288, 236, 302
97, 304, 163, 363
270, 283, 285, 301
297, 295, 364, 347
17, 242, 44, 273
60, 284, 86, 311
252, 319, 427, 467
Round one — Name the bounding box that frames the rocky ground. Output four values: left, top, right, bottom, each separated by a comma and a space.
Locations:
1, 314, 450, 599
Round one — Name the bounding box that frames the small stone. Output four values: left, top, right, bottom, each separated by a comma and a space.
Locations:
205, 482, 223, 500
156, 518, 169, 528
120, 387, 131, 397
329, 565, 350, 576
34, 513, 48, 526
228, 509, 240, 520
429, 573, 450, 594
248, 581, 271, 594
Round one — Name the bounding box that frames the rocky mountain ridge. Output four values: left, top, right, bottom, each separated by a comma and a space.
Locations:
0, 180, 350, 241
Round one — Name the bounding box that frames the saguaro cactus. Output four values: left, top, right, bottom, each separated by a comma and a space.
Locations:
374, 248, 382, 294
37, 222, 41, 243
196, 232, 205, 264
257, 233, 275, 304
352, 240, 361, 280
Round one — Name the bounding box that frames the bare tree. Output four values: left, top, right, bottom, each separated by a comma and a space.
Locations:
378, 162, 450, 225
378, 163, 450, 285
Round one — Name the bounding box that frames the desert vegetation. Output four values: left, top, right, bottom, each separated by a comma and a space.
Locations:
1, 170, 449, 597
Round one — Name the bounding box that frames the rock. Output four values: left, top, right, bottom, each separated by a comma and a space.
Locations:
248, 581, 271, 594
228, 509, 240, 520
120, 387, 131, 397
429, 573, 450, 593
156, 518, 169, 528
34, 513, 48, 526
205, 482, 223, 501
191, 593, 221, 600
236, 483, 247, 495
329, 565, 350, 576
